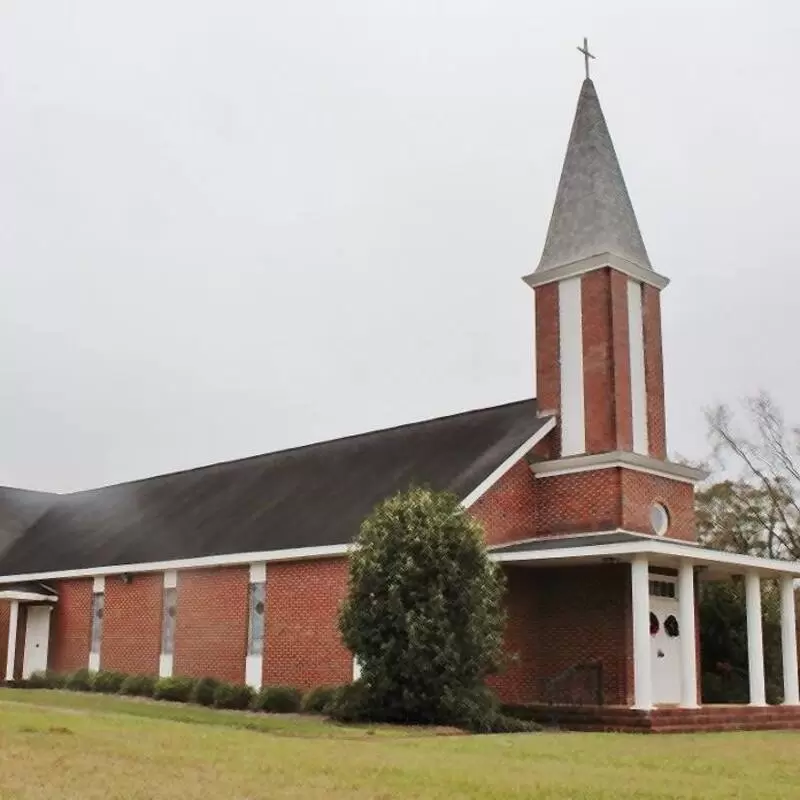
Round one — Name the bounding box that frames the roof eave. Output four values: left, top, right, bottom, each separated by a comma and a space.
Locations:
522, 252, 670, 291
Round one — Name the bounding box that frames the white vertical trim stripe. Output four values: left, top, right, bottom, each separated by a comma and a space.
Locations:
245, 655, 263, 690
558, 277, 585, 456
249, 563, 266, 583
93, 576, 105, 592
627, 279, 648, 455
163, 570, 177, 589
159, 654, 173, 678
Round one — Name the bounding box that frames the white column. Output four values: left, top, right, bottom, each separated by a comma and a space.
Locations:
745, 571, 767, 706
631, 556, 652, 709
5, 601, 19, 681
678, 561, 699, 708
780, 575, 799, 706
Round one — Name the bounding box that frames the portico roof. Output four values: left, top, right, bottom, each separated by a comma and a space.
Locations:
489, 531, 800, 579
0, 581, 58, 602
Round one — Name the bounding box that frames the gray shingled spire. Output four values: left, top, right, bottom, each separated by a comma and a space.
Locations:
537, 78, 651, 272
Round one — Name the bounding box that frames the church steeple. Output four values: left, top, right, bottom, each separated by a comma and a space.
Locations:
537, 78, 651, 274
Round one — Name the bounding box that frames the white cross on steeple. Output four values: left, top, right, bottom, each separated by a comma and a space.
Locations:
577, 37, 595, 80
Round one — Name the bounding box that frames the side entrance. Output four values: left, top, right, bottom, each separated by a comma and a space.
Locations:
649, 577, 681, 705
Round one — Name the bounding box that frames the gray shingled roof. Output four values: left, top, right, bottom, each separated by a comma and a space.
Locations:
0, 487, 57, 558
0, 399, 552, 576
490, 531, 654, 554
537, 79, 651, 272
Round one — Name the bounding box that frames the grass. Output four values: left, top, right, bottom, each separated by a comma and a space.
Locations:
2, 690, 800, 799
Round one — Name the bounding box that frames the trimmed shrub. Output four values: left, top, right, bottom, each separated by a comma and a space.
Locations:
251, 685, 302, 714
190, 677, 220, 707
27, 670, 65, 689
153, 676, 196, 703
326, 682, 370, 723
119, 674, 157, 697
91, 670, 127, 694
301, 685, 337, 714
64, 669, 93, 692
212, 682, 254, 710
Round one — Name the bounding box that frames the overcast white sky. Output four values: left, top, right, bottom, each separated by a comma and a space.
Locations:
1, 1, 798, 492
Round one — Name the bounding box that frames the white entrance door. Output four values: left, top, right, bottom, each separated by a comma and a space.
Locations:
22, 606, 51, 678
649, 579, 681, 705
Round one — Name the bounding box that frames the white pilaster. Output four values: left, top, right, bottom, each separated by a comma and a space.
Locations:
780, 575, 799, 706
5, 601, 19, 681
678, 561, 699, 708
631, 556, 652, 710
745, 571, 766, 706
626, 279, 649, 455
558, 276, 585, 456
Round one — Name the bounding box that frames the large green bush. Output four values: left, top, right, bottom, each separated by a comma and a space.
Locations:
251, 685, 302, 714
91, 670, 127, 694
153, 676, 196, 703
337, 487, 515, 732
212, 682, 254, 710
119, 674, 157, 697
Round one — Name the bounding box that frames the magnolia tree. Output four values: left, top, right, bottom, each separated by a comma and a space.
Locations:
337, 486, 518, 730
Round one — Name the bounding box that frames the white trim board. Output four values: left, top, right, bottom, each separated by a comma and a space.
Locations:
490, 537, 800, 577
0, 543, 352, 586
461, 416, 556, 508
529, 450, 708, 485
0, 590, 58, 602
523, 252, 670, 291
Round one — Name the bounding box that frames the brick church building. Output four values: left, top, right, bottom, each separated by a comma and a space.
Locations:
2, 73, 800, 731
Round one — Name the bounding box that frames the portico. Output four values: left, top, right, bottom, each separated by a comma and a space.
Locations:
491, 531, 800, 715
1, 583, 58, 681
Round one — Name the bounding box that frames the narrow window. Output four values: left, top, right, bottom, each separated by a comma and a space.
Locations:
161, 587, 177, 655
248, 581, 266, 656
90, 591, 104, 655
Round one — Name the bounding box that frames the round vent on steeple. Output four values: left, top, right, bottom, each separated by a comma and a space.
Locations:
650, 503, 670, 537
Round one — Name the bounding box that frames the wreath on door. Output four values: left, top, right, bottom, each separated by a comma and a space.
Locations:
649, 612, 659, 635
664, 615, 680, 638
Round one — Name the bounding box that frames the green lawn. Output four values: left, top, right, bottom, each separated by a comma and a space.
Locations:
1, 690, 800, 799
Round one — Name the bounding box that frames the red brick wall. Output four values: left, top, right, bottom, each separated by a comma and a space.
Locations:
534, 284, 560, 417
174, 567, 248, 682
536, 564, 632, 705
490, 563, 632, 706
582, 269, 616, 453
488, 566, 540, 704
621, 470, 697, 542
263, 558, 352, 690
102, 573, 162, 676
610, 270, 633, 452
470, 460, 537, 545
535, 469, 622, 536
643, 285, 667, 459
50, 579, 92, 673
